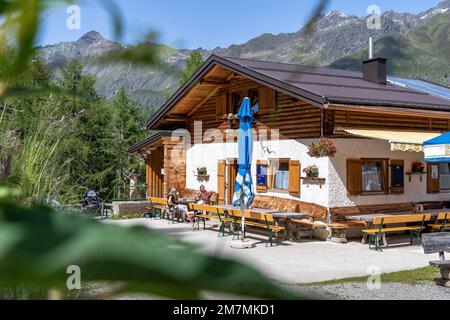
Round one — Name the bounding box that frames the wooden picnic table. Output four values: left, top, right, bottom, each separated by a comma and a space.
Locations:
271, 212, 310, 219
345, 209, 450, 245
213, 205, 310, 240
271, 212, 311, 241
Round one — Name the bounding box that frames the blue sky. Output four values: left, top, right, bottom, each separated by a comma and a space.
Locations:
38, 0, 442, 49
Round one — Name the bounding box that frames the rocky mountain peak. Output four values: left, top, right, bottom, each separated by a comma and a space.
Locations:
78, 30, 106, 44
324, 10, 348, 19
436, 0, 450, 9
419, 0, 450, 20
317, 10, 356, 29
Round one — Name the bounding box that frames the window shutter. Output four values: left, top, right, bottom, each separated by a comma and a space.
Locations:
216, 93, 227, 117
390, 160, 404, 194
427, 163, 440, 194
347, 159, 362, 195
289, 160, 301, 197
259, 87, 275, 111
217, 160, 226, 205
256, 160, 268, 193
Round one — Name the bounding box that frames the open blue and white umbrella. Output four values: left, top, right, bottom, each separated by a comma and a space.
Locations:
232, 97, 255, 241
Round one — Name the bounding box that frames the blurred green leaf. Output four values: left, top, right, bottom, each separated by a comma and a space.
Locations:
303, 0, 330, 36
0, 204, 303, 300
96, 33, 169, 69
0, 186, 21, 201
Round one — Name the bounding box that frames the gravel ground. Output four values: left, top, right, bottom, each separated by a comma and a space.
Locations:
298, 282, 450, 300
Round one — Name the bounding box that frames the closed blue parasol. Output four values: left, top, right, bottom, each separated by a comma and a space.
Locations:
232, 97, 255, 241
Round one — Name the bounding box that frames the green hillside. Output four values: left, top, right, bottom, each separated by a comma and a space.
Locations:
330, 13, 450, 85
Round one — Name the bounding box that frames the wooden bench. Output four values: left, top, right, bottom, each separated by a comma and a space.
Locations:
422, 232, 450, 287
228, 210, 285, 246
429, 212, 450, 232
362, 214, 431, 251
189, 204, 232, 236
148, 197, 175, 222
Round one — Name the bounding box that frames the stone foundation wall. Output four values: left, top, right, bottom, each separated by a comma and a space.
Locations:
112, 201, 150, 216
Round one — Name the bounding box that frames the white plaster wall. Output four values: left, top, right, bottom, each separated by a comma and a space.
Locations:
186, 137, 450, 209
185, 139, 330, 207
328, 138, 450, 208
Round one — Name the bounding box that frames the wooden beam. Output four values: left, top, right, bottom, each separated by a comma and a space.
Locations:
187, 86, 224, 117
201, 78, 228, 85
163, 115, 192, 122
325, 103, 450, 119
225, 72, 237, 82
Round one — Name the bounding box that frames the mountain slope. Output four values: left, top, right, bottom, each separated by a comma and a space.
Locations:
330, 12, 450, 84
38, 1, 450, 110
38, 31, 189, 109
213, 12, 408, 65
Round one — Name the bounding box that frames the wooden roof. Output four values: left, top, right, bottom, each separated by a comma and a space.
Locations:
146, 55, 450, 130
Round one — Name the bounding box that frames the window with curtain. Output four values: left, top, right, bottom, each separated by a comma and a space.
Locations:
269, 160, 290, 191
361, 159, 386, 193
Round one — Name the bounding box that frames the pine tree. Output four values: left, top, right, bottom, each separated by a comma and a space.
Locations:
110, 86, 147, 194
179, 51, 203, 86
57, 59, 115, 198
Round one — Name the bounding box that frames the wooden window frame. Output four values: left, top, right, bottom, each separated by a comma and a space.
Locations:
361, 158, 389, 195
347, 158, 389, 196
268, 158, 290, 193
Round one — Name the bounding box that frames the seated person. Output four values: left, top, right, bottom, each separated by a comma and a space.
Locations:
195, 185, 212, 205
167, 188, 195, 227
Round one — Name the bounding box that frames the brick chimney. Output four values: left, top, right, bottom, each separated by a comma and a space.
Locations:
363, 58, 387, 84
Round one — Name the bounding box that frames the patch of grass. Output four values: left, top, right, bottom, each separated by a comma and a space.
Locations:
302, 266, 440, 286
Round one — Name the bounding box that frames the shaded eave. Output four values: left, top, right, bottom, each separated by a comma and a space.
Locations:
145, 54, 325, 130
324, 96, 450, 112
128, 131, 172, 154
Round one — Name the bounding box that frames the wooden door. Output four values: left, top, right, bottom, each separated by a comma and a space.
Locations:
146, 147, 164, 198
227, 159, 238, 204
217, 160, 226, 205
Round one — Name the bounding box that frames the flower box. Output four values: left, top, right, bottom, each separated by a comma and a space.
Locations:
412, 161, 425, 173
307, 139, 337, 158
303, 165, 319, 178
